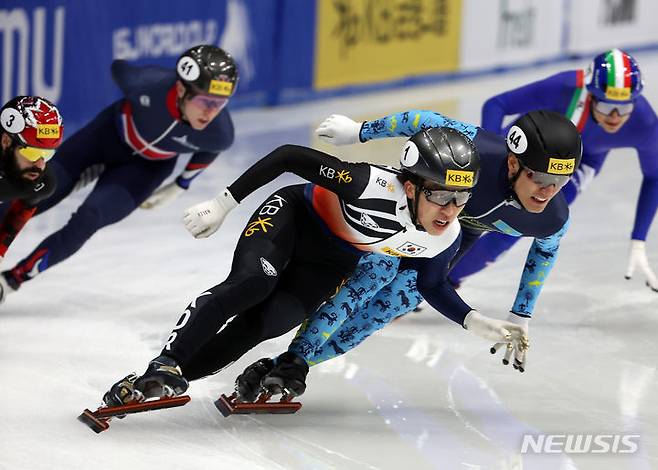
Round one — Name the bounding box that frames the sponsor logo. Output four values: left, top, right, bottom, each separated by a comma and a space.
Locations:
386, 182, 395, 192
164, 291, 212, 350
139, 95, 151, 107
547, 158, 575, 175
601, 0, 636, 25
604, 86, 631, 101
446, 169, 474, 187
258, 194, 286, 215
497, 1, 536, 48
260, 257, 277, 277
319, 165, 352, 183
396, 241, 427, 256
36, 124, 60, 139
359, 213, 379, 229
375, 177, 387, 188
521, 434, 640, 454
381, 246, 406, 257
33, 182, 45, 192
209, 79, 233, 96
0, 7, 65, 103
113, 20, 219, 61
244, 217, 273, 237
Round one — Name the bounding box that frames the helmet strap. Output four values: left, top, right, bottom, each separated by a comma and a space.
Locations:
408, 184, 426, 232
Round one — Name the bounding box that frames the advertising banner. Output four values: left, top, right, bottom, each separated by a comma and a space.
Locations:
459, 0, 565, 70
313, 0, 462, 90
567, 0, 658, 55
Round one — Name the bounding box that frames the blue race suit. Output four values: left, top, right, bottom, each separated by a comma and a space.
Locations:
4, 61, 234, 287
450, 69, 658, 284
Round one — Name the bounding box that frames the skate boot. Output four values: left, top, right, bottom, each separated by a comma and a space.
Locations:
262, 352, 309, 397
134, 355, 189, 400
0, 272, 18, 304
235, 357, 275, 402
101, 372, 144, 419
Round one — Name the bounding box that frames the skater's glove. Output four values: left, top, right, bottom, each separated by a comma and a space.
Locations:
140, 182, 186, 209
182, 189, 238, 239
625, 240, 658, 292
489, 313, 529, 373
315, 114, 363, 146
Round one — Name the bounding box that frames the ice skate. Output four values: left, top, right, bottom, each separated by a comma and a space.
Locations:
79, 367, 190, 433
235, 357, 274, 402
261, 352, 309, 397
102, 372, 143, 408
134, 355, 189, 399
215, 356, 302, 417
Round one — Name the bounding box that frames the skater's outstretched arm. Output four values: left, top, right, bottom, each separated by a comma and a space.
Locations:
316, 110, 478, 146
511, 219, 569, 316
182, 144, 373, 238
481, 71, 576, 134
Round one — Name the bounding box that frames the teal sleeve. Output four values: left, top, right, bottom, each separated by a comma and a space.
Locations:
512, 219, 570, 316
360, 110, 478, 142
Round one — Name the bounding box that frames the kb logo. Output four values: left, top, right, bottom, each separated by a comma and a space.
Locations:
320, 165, 352, 183
547, 158, 576, 175
446, 170, 474, 187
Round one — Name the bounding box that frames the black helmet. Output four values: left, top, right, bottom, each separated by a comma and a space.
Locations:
507, 111, 582, 177
400, 127, 480, 189
176, 45, 238, 97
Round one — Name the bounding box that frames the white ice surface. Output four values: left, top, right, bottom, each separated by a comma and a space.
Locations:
1, 52, 657, 470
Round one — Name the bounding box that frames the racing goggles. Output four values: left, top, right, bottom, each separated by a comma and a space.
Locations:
17, 145, 56, 162
422, 187, 472, 207
520, 163, 571, 189
189, 94, 229, 112
593, 99, 634, 116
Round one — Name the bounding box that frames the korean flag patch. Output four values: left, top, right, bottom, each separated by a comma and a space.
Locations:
396, 242, 427, 256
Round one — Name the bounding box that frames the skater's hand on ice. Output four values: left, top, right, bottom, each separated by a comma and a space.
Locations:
182, 189, 238, 239
315, 115, 362, 146
625, 240, 658, 292
488, 313, 529, 373
140, 182, 185, 209
463, 311, 529, 372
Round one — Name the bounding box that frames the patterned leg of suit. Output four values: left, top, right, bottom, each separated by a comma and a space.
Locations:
307, 269, 423, 364
288, 252, 400, 364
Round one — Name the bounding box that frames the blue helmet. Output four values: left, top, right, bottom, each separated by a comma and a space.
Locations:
586, 49, 643, 103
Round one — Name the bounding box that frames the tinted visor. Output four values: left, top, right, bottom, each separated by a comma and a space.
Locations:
422, 188, 472, 207
521, 164, 571, 189
593, 99, 634, 116
189, 94, 229, 112
17, 146, 56, 162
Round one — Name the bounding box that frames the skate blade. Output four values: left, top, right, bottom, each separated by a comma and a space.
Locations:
215, 392, 301, 417
77, 409, 110, 434
77, 395, 191, 433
